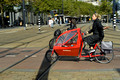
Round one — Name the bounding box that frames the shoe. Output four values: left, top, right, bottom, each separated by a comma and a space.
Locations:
88, 49, 95, 53
89, 58, 95, 62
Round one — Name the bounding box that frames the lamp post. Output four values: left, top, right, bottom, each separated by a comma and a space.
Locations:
22, 0, 26, 30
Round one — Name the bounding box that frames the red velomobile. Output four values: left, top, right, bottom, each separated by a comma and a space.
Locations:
45, 28, 114, 64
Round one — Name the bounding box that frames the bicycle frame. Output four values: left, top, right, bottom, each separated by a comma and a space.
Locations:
51, 28, 102, 59
78, 41, 102, 58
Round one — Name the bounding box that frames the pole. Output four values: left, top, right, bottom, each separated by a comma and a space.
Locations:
62, 0, 64, 14
23, 0, 26, 30
113, 0, 116, 31
38, 12, 41, 32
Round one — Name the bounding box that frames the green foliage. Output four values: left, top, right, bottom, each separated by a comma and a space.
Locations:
99, 0, 112, 15
32, 0, 62, 14
0, 0, 113, 16
0, 0, 21, 12
31, 0, 99, 16
101, 0, 112, 2
64, 0, 98, 17
0, 0, 21, 27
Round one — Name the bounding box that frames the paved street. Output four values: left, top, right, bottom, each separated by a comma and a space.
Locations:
0, 23, 120, 80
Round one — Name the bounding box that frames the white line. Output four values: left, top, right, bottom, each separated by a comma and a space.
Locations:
115, 55, 120, 57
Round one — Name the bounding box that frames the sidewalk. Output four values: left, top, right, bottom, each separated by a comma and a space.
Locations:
48, 70, 120, 80
0, 24, 66, 31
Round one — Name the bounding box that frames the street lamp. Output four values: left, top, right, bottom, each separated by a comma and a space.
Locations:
23, 0, 26, 30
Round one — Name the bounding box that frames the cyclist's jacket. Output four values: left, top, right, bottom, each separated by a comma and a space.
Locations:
88, 19, 104, 40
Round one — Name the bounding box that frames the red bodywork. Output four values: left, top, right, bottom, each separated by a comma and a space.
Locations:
52, 28, 101, 58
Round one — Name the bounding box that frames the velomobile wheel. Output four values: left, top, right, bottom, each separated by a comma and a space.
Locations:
49, 38, 56, 49
95, 48, 114, 64
45, 50, 58, 62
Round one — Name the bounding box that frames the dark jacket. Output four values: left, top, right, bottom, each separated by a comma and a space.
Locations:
88, 19, 104, 40
70, 23, 77, 30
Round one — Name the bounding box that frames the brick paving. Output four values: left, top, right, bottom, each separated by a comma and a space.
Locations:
0, 23, 120, 80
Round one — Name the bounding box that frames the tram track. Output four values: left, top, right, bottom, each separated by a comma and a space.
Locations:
34, 23, 119, 80
0, 46, 48, 73
1, 23, 119, 80
35, 23, 92, 80
32, 23, 120, 80
37, 57, 60, 80
0, 25, 71, 58
0, 34, 52, 58
0, 26, 68, 73
0, 24, 89, 57
0, 23, 90, 46
0, 23, 90, 75
0, 26, 66, 46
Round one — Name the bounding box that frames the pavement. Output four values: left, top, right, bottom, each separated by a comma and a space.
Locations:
0, 23, 120, 80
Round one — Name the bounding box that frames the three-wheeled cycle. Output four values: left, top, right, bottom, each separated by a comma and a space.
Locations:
45, 28, 114, 64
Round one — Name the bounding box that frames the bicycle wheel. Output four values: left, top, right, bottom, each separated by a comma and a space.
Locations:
95, 47, 114, 64
45, 50, 58, 62
49, 38, 56, 49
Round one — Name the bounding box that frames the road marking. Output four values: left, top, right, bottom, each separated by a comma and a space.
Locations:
6, 55, 16, 57
31, 55, 37, 57
0, 31, 18, 34
41, 30, 46, 32
5, 31, 18, 33
25, 55, 37, 57
115, 55, 120, 57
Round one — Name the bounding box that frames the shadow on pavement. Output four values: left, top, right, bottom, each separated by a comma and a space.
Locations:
116, 68, 120, 74
35, 56, 51, 80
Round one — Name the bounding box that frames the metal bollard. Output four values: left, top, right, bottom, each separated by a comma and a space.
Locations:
113, 14, 116, 31
38, 16, 41, 32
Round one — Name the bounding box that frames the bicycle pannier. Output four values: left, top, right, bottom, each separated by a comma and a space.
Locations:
101, 41, 113, 53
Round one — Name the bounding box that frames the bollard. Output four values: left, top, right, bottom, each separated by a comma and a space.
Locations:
38, 17, 41, 32
113, 14, 116, 31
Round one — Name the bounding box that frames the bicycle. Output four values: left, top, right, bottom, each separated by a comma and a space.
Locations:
45, 28, 114, 64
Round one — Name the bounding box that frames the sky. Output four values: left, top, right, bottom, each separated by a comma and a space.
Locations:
119, 0, 120, 3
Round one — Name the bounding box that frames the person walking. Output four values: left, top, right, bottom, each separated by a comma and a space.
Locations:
49, 18, 54, 28
59, 17, 62, 26
84, 13, 109, 53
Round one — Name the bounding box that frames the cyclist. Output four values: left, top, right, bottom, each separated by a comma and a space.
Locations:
84, 13, 109, 53
67, 18, 77, 30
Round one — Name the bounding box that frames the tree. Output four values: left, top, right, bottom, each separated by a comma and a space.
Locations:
64, 0, 98, 17
32, 0, 62, 14
30, 0, 98, 17
99, 0, 112, 23
99, 0, 112, 15
0, 0, 21, 27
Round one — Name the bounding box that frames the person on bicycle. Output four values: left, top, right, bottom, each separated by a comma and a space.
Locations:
67, 18, 77, 30
84, 13, 109, 53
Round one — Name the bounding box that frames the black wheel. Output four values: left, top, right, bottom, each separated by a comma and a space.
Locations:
49, 38, 56, 49
95, 47, 114, 64
45, 50, 58, 62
